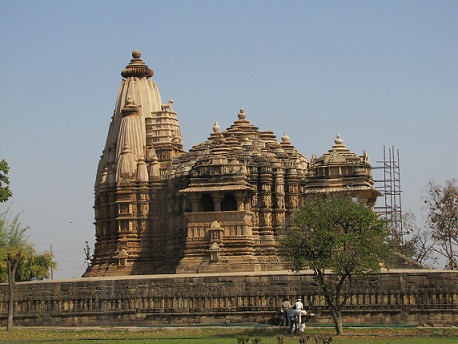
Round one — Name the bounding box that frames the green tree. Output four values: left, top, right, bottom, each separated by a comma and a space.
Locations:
424, 179, 458, 270
0, 160, 13, 203
0, 207, 56, 329
0, 208, 56, 282
280, 196, 391, 335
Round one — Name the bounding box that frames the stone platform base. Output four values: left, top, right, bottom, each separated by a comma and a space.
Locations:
1, 270, 457, 327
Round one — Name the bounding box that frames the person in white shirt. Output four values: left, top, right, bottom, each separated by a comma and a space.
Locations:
295, 298, 303, 326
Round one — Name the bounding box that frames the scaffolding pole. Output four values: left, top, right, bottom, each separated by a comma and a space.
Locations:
373, 146, 403, 246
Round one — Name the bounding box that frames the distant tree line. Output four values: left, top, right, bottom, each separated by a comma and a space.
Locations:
393, 179, 457, 270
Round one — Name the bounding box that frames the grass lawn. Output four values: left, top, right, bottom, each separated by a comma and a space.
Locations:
0, 326, 457, 343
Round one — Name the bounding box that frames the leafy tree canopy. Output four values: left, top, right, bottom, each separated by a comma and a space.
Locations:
282, 196, 391, 275
281, 196, 391, 335
0, 160, 13, 203
0, 207, 56, 283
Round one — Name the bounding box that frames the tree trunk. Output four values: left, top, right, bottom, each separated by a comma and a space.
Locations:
7, 276, 14, 331
330, 308, 344, 335
6, 253, 20, 331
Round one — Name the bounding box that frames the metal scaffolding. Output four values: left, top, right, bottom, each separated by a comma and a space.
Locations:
373, 146, 403, 246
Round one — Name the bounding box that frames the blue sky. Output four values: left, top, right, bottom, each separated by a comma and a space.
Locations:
1, 1, 457, 279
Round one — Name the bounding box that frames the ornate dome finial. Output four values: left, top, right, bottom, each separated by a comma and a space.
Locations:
213, 121, 220, 133
238, 108, 246, 120
281, 132, 290, 142
335, 133, 343, 145
331, 133, 348, 151
121, 50, 154, 79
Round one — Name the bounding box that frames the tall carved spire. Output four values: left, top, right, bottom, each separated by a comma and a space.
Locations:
95, 50, 165, 188
88, 50, 183, 278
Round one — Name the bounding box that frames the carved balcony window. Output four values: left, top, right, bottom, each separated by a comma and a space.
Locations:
221, 193, 237, 211
199, 194, 215, 212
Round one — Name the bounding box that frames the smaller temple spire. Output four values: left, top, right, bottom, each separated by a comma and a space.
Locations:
208, 121, 222, 141
121, 50, 154, 79
117, 144, 136, 181
121, 97, 139, 116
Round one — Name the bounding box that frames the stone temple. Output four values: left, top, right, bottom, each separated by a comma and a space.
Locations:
84, 50, 380, 277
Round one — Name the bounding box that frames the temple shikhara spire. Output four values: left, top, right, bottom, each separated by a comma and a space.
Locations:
84, 51, 380, 277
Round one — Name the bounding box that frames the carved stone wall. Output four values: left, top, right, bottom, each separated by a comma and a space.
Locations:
1, 270, 457, 327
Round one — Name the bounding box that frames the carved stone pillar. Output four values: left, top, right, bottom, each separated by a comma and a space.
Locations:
212, 193, 223, 212
286, 169, 299, 210
234, 191, 247, 211
187, 194, 201, 212
273, 168, 286, 231
258, 165, 273, 236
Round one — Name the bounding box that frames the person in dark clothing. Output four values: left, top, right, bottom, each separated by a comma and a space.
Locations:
287, 305, 299, 335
